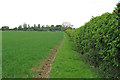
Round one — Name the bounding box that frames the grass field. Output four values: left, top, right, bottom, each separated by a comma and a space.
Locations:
2, 31, 63, 78
50, 33, 101, 78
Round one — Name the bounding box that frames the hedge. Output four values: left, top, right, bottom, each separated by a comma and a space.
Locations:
66, 2, 120, 78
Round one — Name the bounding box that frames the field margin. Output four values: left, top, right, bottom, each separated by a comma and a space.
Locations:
30, 33, 64, 78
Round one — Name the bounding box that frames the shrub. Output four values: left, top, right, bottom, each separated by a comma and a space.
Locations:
66, 2, 120, 78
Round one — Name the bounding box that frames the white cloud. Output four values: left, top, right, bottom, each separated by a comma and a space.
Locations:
0, 0, 118, 28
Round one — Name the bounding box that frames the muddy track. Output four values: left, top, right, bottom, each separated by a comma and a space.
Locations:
31, 34, 64, 78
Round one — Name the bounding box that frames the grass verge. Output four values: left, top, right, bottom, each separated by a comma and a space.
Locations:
49, 33, 101, 78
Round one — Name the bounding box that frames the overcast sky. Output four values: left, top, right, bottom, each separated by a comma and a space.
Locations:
0, 0, 119, 28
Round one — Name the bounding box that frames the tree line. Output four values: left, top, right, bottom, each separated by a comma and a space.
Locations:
0, 23, 74, 31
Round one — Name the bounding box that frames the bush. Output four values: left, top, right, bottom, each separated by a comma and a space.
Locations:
66, 3, 120, 78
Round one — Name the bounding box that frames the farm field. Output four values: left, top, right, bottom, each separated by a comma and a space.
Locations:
50, 33, 101, 78
2, 31, 63, 78
0, 0, 119, 79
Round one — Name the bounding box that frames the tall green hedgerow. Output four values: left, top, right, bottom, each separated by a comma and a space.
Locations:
66, 2, 120, 78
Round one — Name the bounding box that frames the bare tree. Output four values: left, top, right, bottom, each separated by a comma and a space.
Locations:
62, 22, 73, 27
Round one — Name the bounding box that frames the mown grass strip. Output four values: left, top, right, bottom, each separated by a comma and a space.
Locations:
50, 33, 100, 78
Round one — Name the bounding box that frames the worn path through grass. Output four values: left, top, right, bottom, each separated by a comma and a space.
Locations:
50, 33, 101, 78
2, 31, 63, 78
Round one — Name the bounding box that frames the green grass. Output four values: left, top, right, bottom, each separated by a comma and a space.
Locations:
0, 31, 2, 79
50, 33, 100, 78
2, 31, 63, 78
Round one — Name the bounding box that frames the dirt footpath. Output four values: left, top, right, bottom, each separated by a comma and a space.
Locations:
31, 34, 64, 78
